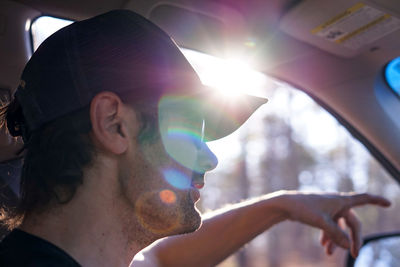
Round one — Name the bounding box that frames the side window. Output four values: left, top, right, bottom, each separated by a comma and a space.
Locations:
31, 16, 399, 266
198, 84, 399, 266
31, 16, 73, 50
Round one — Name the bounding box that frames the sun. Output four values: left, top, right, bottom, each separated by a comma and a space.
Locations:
181, 49, 268, 99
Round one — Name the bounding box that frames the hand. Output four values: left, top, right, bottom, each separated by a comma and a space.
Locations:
277, 191, 391, 258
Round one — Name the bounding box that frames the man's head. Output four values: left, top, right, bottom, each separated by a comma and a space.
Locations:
1, 10, 266, 238
86, 90, 219, 238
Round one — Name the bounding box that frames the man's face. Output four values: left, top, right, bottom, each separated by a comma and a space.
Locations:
118, 102, 218, 239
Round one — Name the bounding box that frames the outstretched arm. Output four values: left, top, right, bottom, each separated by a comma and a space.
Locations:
135, 191, 390, 267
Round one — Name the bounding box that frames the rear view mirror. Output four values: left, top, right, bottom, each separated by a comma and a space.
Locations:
346, 232, 400, 267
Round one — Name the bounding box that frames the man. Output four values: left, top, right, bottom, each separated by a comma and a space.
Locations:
0, 9, 391, 266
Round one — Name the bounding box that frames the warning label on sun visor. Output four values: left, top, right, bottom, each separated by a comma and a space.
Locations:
311, 3, 400, 50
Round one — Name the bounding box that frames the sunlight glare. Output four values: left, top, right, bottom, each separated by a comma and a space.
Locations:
31, 16, 73, 50
181, 49, 268, 98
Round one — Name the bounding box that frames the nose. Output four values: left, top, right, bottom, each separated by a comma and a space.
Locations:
196, 142, 218, 173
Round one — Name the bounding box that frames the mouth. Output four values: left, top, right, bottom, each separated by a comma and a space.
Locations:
190, 172, 205, 202
192, 182, 204, 189
191, 172, 205, 189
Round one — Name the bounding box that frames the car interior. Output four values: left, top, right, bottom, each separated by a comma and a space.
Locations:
1, 0, 399, 266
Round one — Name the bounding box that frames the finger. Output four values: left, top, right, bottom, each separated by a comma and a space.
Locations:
321, 218, 344, 246
320, 231, 329, 246
343, 209, 362, 258
324, 240, 330, 255
345, 193, 391, 208
319, 216, 350, 249
327, 240, 336, 255
338, 217, 347, 230
324, 240, 336, 255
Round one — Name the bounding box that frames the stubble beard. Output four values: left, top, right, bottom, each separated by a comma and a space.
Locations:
119, 135, 202, 244
134, 186, 202, 237
176, 190, 202, 235
117, 168, 202, 247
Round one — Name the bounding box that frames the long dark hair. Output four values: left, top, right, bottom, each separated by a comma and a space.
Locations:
0, 98, 94, 229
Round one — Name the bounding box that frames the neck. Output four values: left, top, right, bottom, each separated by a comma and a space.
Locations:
19, 161, 155, 267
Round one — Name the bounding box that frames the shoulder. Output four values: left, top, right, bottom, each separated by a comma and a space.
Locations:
0, 229, 81, 267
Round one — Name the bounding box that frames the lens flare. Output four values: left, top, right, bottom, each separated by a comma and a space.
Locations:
135, 191, 182, 235
163, 169, 191, 190
158, 95, 206, 172
244, 41, 256, 48
159, 189, 177, 204
158, 96, 204, 140
166, 128, 203, 148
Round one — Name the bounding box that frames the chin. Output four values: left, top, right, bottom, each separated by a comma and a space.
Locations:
167, 197, 202, 236
178, 206, 202, 234
135, 189, 202, 237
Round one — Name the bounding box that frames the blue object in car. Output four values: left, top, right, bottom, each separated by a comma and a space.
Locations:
385, 57, 400, 97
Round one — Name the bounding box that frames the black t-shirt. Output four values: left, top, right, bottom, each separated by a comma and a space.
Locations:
0, 229, 81, 266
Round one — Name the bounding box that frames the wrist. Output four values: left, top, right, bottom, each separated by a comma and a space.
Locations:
265, 190, 298, 221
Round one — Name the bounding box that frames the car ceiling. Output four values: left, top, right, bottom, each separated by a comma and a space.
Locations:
1, 0, 400, 179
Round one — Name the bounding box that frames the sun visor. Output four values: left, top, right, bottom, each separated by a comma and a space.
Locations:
279, 0, 400, 57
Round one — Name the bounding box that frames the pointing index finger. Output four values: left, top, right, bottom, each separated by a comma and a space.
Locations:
346, 193, 391, 208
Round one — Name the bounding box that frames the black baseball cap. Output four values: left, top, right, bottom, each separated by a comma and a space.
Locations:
14, 9, 267, 141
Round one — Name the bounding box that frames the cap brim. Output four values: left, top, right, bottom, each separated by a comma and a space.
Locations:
203, 89, 268, 142
158, 86, 268, 142
198, 87, 268, 141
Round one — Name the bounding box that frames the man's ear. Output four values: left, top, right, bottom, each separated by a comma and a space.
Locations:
90, 92, 132, 155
